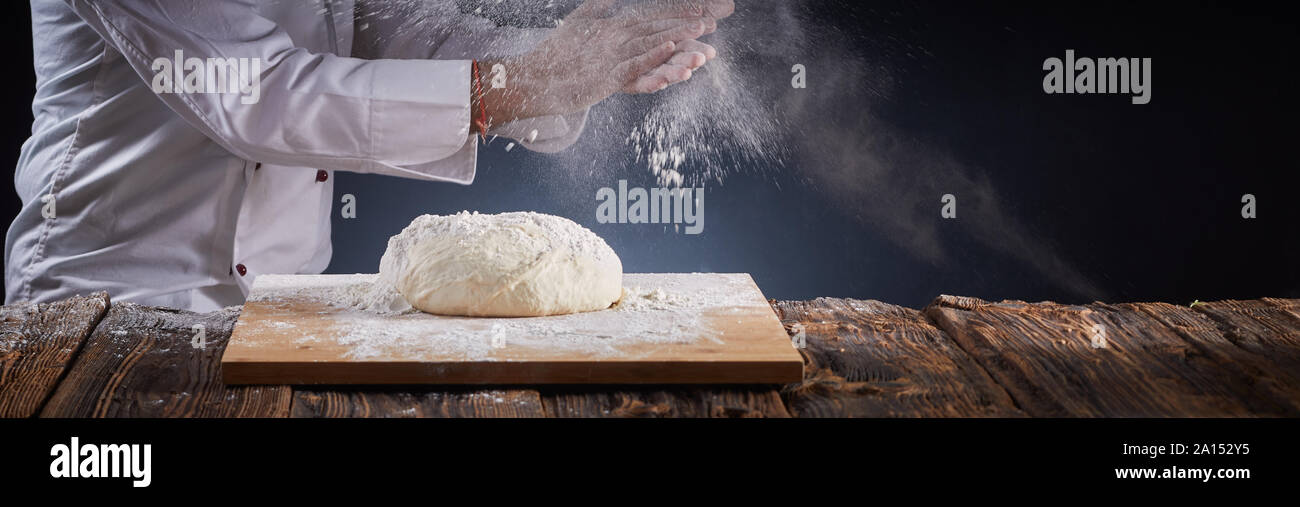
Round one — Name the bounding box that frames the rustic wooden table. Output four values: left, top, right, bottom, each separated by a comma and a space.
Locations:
2, 293, 1298, 418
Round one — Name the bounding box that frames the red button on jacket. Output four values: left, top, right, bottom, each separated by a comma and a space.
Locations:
316, 170, 328, 182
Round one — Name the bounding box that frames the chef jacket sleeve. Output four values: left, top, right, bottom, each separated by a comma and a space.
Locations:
63, 0, 479, 184
352, 2, 588, 154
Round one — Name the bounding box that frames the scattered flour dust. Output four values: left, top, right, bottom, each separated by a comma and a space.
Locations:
247, 272, 761, 361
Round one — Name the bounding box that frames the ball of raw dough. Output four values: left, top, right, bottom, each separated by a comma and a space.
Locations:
378, 212, 623, 317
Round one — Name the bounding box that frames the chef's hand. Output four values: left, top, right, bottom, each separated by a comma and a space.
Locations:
624, 37, 718, 94
478, 0, 734, 128
584, 1, 732, 93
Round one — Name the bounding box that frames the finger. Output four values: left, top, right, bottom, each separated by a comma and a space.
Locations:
624, 74, 670, 94
569, 0, 616, 19
614, 1, 728, 26
617, 41, 677, 84
623, 63, 695, 94
676, 39, 717, 61
706, 0, 735, 19
653, 62, 694, 84
627, 17, 715, 38
668, 51, 707, 70
613, 1, 707, 25
622, 21, 708, 57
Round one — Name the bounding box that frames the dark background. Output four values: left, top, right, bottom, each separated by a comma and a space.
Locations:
2, 1, 1296, 308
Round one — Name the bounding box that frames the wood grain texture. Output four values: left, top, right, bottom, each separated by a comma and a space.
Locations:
1262, 298, 1300, 314
925, 296, 1295, 417
540, 386, 790, 417
41, 303, 290, 418
291, 388, 546, 418
0, 293, 109, 418
224, 274, 803, 385
772, 298, 1022, 417
1127, 301, 1300, 413
7, 293, 1295, 419
1189, 299, 1300, 379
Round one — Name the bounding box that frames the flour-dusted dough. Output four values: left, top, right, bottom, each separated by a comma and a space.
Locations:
377, 212, 623, 317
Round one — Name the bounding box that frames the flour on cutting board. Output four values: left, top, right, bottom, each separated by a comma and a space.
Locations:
247, 273, 760, 361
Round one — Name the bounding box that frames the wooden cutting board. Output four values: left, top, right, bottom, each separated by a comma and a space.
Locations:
222, 273, 804, 385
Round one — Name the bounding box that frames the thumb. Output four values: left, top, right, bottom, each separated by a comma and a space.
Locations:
569, 0, 616, 19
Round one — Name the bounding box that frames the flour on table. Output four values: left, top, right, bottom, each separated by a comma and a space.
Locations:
247, 273, 760, 361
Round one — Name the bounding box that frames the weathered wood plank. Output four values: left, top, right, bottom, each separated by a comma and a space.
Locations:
772, 298, 1022, 417
292, 385, 789, 418
1188, 299, 1300, 378
925, 296, 1296, 417
291, 388, 546, 418
18, 293, 1296, 419
41, 303, 290, 418
540, 385, 790, 417
292, 383, 788, 418
0, 293, 109, 417
1129, 301, 1300, 412
1262, 298, 1300, 314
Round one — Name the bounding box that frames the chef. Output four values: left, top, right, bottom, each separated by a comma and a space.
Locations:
5, 0, 732, 311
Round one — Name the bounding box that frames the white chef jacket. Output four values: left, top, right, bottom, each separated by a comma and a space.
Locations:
5, 0, 588, 311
